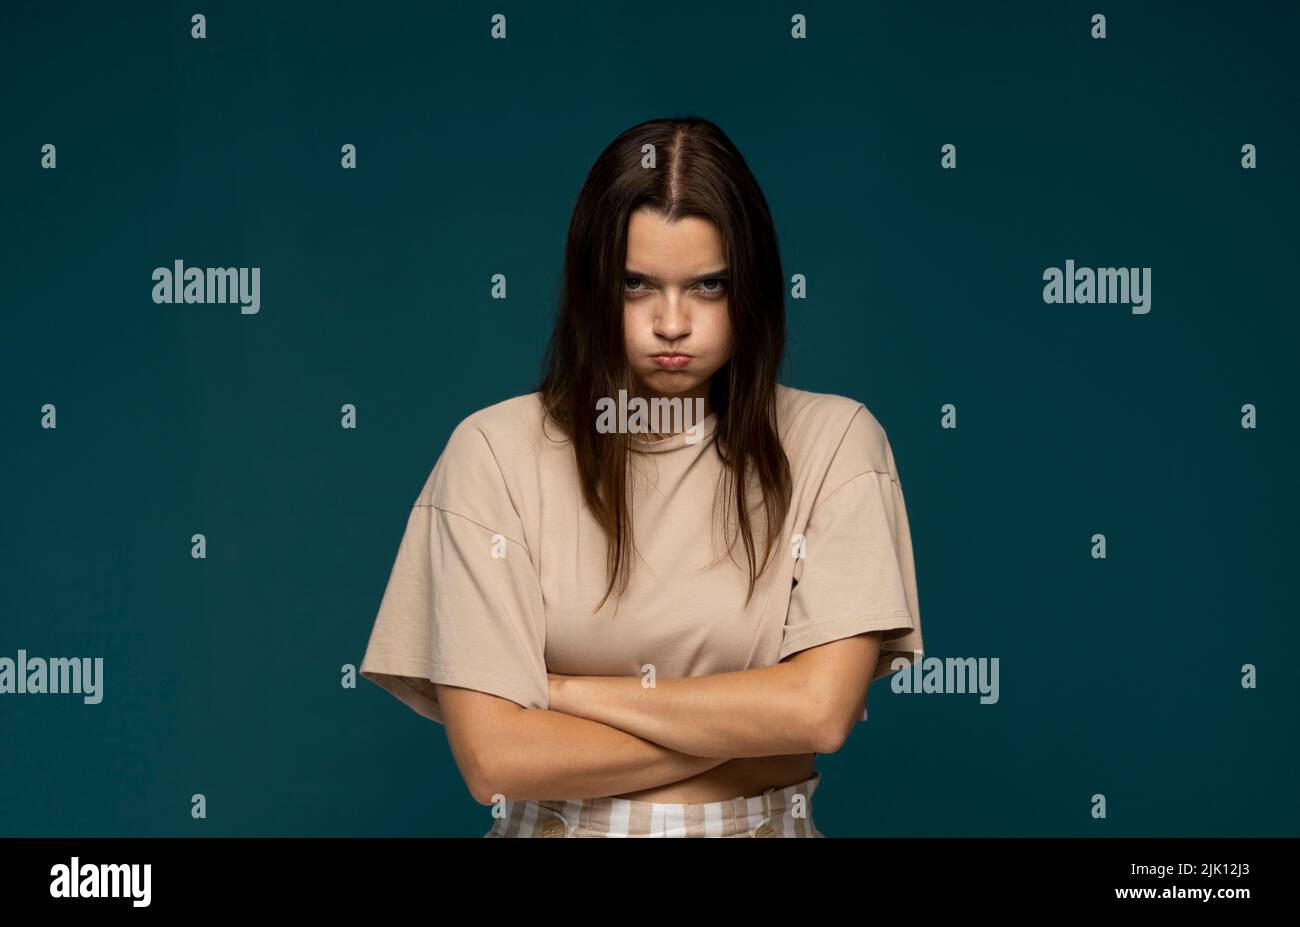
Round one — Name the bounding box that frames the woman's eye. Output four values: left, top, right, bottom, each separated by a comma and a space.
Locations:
624, 276, 726, 297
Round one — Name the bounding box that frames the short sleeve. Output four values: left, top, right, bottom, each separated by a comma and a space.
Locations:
779, 406, 924, 682
358, 423, 549, 725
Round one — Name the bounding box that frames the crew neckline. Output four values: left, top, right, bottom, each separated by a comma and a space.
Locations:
628, 411, 718, 453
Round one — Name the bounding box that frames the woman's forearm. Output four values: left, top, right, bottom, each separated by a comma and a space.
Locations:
480, 705, 731, 803
549, 662, 825, 759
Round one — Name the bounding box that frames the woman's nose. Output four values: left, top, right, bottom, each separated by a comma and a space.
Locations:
655, 299, 690, 338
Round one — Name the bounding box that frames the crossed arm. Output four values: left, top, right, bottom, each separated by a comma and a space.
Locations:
438, 631, 881, 804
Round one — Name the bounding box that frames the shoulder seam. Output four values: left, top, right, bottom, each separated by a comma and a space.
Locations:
816, 467, 900, 510
447, 416, 530, 532
413, 502, 528, 550
820, 402, 871, 489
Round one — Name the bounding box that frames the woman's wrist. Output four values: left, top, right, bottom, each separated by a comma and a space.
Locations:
547, 672, 573, 714
548, 673, 607, 725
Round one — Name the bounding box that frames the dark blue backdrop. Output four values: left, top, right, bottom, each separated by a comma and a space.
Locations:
2, 0, 1296, 836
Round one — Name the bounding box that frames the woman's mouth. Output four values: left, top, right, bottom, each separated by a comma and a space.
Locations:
651, 354, 692, 370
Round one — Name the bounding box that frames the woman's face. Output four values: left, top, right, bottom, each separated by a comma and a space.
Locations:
622, 208, 734, 416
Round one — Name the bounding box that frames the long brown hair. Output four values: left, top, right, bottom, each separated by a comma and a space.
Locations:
535, 116, 791, 612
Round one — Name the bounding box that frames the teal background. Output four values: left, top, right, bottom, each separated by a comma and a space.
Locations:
1, 0, 1296, 836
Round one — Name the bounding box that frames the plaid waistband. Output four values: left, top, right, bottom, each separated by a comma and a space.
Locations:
484, 771, 824, 837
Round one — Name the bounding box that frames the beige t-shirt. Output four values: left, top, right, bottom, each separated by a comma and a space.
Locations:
359, 383, 924, 725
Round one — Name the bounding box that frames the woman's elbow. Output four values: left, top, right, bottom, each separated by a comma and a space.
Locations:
467, 770, 500, 806
437, 686, 530, 804
461, 737, 522, 805
460, 721, 539, 804
811, 712, 853, 754
802, 681, 857, 754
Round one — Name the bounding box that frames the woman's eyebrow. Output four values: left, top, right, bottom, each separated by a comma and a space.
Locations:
625, 268, 729, 284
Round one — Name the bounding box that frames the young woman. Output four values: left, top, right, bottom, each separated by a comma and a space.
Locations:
359, 116, 924, 837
